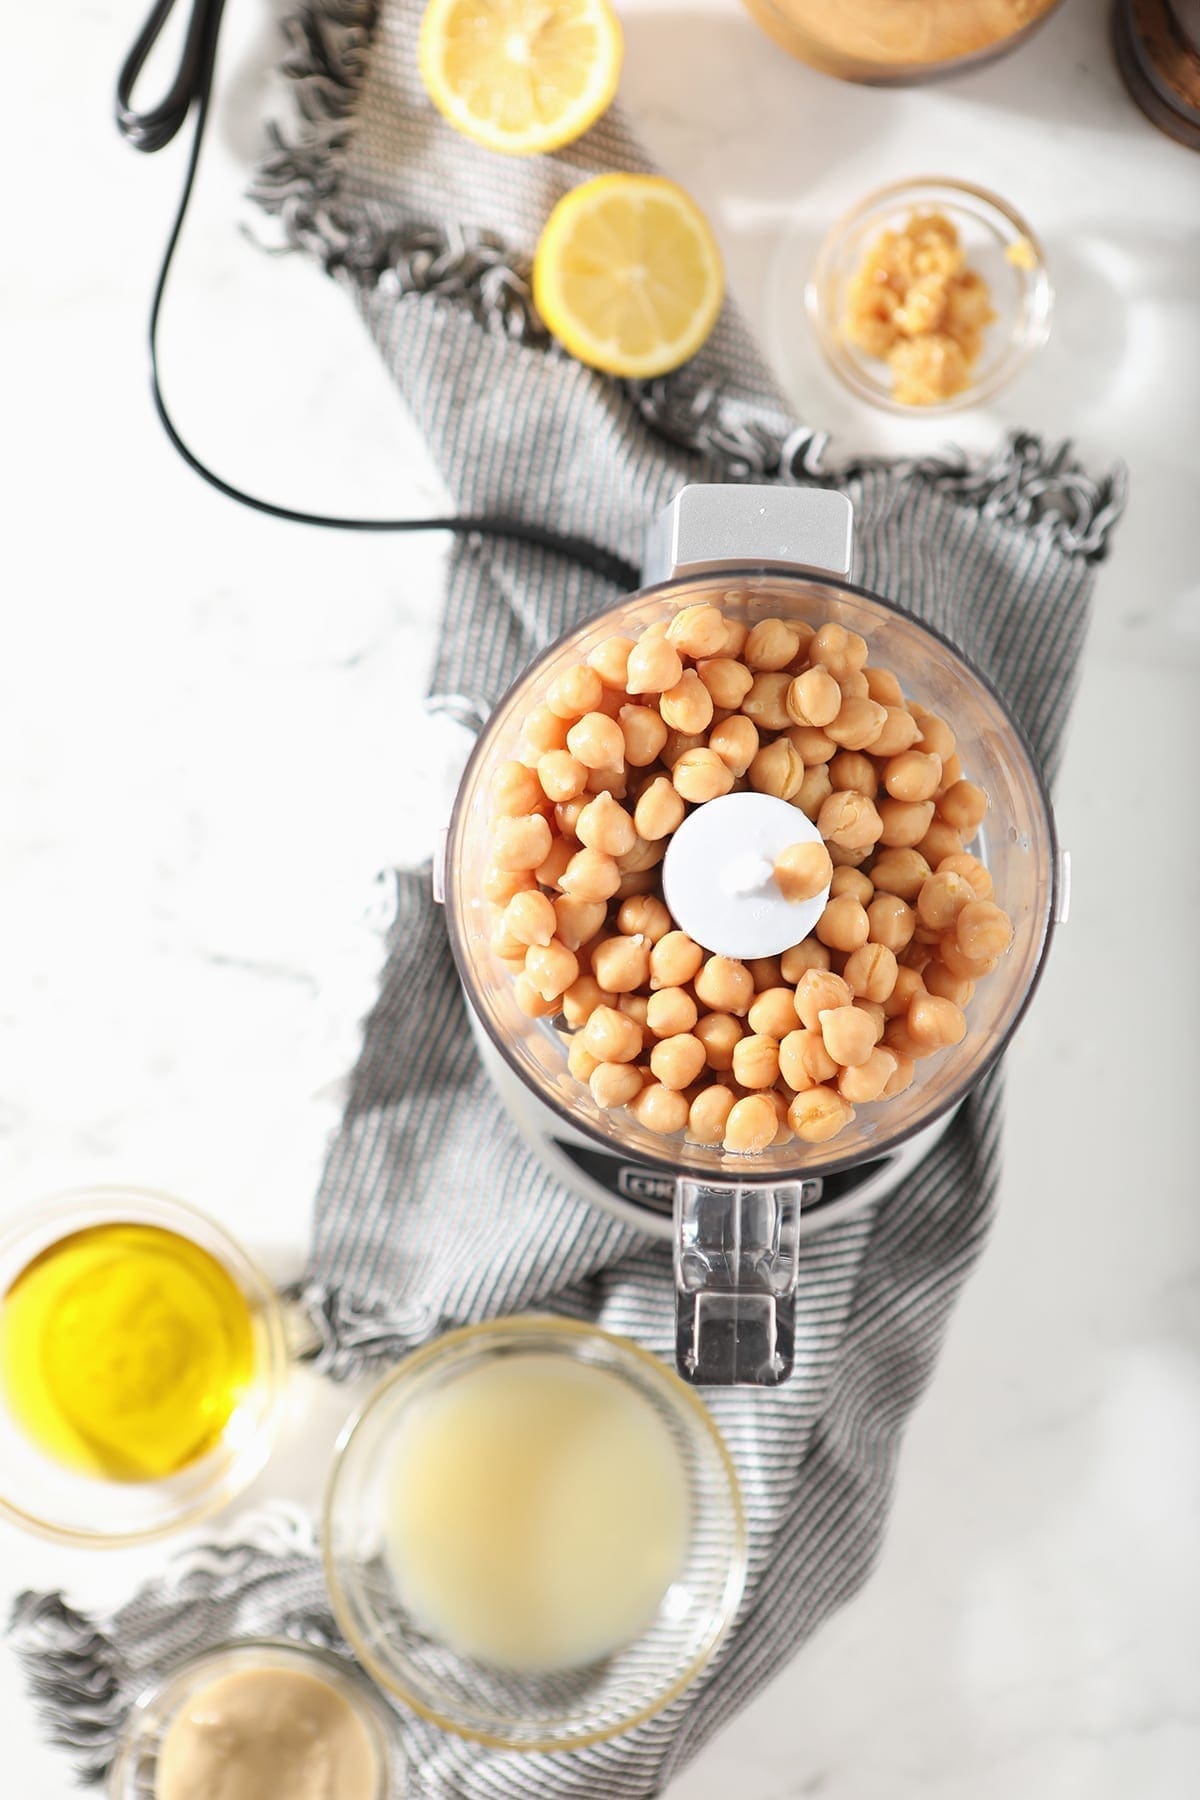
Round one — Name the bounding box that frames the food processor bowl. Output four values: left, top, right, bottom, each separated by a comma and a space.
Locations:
441, 487, 1061, 1385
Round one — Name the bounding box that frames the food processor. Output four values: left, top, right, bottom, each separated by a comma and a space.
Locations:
437, 486, 1063, 1387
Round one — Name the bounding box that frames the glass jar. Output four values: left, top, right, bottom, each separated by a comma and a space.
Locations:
741, 0, 1064, 84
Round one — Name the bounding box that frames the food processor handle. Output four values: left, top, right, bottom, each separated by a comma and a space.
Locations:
641, 484, 855, 586
675, 1178, 821, 1386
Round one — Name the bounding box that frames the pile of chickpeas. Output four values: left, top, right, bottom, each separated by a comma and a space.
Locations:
483, 601, 1013, 1154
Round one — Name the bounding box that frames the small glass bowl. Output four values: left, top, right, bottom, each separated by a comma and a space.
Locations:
109, 1638, 403, 1799
0, 1188, 288, 1545
805, 176, 1053, 415
324, 1316, 747, 1753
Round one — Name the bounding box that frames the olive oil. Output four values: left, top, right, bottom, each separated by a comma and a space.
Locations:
0, 1222, 256, 1482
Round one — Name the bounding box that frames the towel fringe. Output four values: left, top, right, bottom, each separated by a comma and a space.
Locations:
9, 1594, 126, 1785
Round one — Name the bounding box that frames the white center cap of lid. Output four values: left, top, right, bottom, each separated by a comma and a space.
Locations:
661, 791, 831, 960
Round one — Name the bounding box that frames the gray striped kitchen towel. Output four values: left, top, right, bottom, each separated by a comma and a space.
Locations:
10, 0, 1125, 1793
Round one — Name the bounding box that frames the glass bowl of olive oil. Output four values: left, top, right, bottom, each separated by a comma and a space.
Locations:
0, 1188, 288, 1543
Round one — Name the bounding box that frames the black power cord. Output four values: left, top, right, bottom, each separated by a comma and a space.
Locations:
115, 0, 642, 590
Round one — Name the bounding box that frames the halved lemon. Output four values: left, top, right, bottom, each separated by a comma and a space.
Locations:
532, 173, 725, 379
418, 0, 623, 157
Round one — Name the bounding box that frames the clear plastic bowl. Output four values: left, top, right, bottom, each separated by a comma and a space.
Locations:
323, 1317, 746, 1751
805, 177, 1053, 414
445, 570, 1058, 1188
109, 1639, 403, 1799
0, 1188, 287, 1544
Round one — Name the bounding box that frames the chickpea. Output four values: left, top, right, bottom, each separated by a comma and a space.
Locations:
501, 889, 556, 949
535, 836, 575, 890
557, 846, 621, 901
617, 894, 671, 943
881, 1048, 915, 1098
819, 1004, 877, 1067
826, 695, 887, 751
868, 847, 931, 902
673, 748, 735, 803
492, 813, 553, 872
524, 705, 572, 754
565, 712, 624, 773
838, 669, 870, 700
809, 621, 868, 680
614, 869, 656, 902
937, 752, 965, 793
548, 900, 599, 958
525, 939, 579, 1002
749, 738, 805, 801
694, 1010, 744, 1075
491, 915, 529, 964
795, 967, 853, 1031
938, 779, 988, 835
535, 750, 588, 804
567, 1034, 600, 1082
666, 604, 729, 659
748, 955, 784, 991
688, 1084, 737, 1145
616, 834, 666, 875
793, 764, 833, 821
774, 840, 833, 903
587, 635, 635, 689
561, 973, 605, 1027
634, 777, 686, 841
650, 1033, 708, 1091
923, 961, 975, 1007
695, 955, 755, 1016
781, 938, 831, 982
555, 798, 587, 839
650, 930, 704, 990
492, 760, 545, 817
715, 612, 749, 657
589, 1061, 644, 1109
913, 710, 956, 761
618, 704, 669, 768
938, 852, 993, 902
629, 1081, 690, 1135
828, 843, 871, 869
865, 666, 904, 707
867, 891, 916, 952
785, 664, 842, 729
779, 1026, 836, 1091
839, 1046, 898, 1104
956, 900, 1013, 962
546, 664, 603, 721
857, 998, 887, 1042
646, 986, 699, 1038
788, 1085, 855, 1144
484, 864, 535, 905
660, 729, 707, 771
829, 751, 879, 798
748, 986, 801, 1038
938, 932, 998, 980
582, 1005, 643, 1064
709, 714, 759, 775
829, 866, 874, 905
574, 792, 635, 859
815, 895, 870, 952
660, 669, 715, 735
915, 869, 973, 933
625, 636, 684, 696
723, 1093, 779, 1154
884, 750, 942, 803
618, 991, 651, 1029
882, 1018, 937, 1063
870, 706, 923, 758
585, 765, 628, 800
818, 789, 883, 850
915, 820, 964, 866
514, 972, 559, 1018
697, 657, 754, 710
592, 935, 650, 994
732, 1033, 781, 1090
787, 725, 838, 766
876, 797, 936, 848
908, 992, 967, 1050
744, 617, 802, 672
843, 941, 898, 1004
740, 672, 793, 732
900, 940, 935, 974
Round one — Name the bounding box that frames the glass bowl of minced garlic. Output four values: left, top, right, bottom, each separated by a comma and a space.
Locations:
806, 176, 1052, 413
0, 1187, 288, 1543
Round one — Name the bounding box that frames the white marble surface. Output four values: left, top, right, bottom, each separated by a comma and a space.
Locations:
4, 0, 1199, 1792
